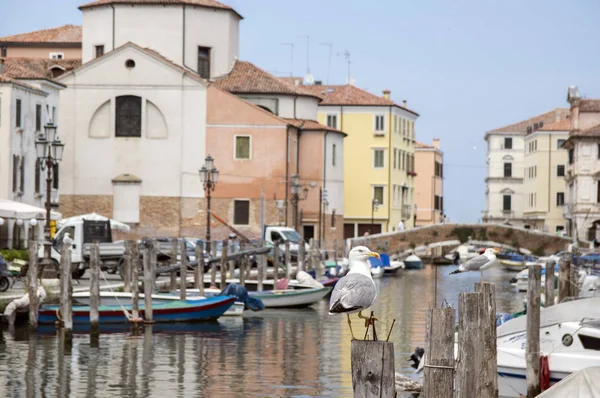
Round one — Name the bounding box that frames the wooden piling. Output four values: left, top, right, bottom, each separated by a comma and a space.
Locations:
298, 235, 305, 273
475, 283, 498, 398
308, 238, 316, 272
284, 240, 291, 279
315, 241, 323, 280
570, 263, 578, 298
170, 238, 178, 292
456, 292, 484, 398
526, 264, 542, 397
228, 239, 236, 282
333, 240, 339, 266
60, 241, 73, 331
123, 241, 132, 293
143, 246, 154, 323
210, 241, 217, 288
131, 241, 140, 320
273, 242, 280, 279
257, 242, 265, 292
195, 241, 204, 296
558, 258, 570, 303
423, 307, 455, 398
545, 260, 555, 307
351, 340, 395, 398
179, 239, 188, 299
90, 243, 100, 330
220, 240, 228, 290
27, 240, 39, 329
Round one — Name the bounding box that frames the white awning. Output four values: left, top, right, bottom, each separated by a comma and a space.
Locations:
57, 212, 131, 232
0, 199, 62, 221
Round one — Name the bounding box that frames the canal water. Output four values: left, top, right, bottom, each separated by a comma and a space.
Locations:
0, 265, 525, 397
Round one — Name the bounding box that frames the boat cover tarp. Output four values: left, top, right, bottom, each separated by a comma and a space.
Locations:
218, 283, 264, 311
537, 367, 600, 398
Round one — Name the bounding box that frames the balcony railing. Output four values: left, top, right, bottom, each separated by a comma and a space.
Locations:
482, 210, 514, 220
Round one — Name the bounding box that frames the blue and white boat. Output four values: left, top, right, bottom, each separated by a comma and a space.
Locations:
403, 254, 424, 269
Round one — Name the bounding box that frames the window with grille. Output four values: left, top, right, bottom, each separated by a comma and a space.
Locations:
373, 149, 384, 168
557, 192, 565, 206
198, 46, 211, 79
504, 162, 512, 178
503, 195, 511, 211
115, 96, 142, 137
95, 45, 104, 58
504, 137, 512, 149
233, 200, 250, 225
36, 104, 42, 132
235, 136, 251, 159
373, 186, 384, 205
557, 165, 565, 177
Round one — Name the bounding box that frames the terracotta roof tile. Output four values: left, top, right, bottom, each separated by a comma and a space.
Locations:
0, 25, 81, 44
538, 118, 571, 131
415, 141, 434, 149
487, 108, 570, 134
571, 124, 600, 138
0, 75, 49, 94
282, 118, 346, 135
3, 58, 81, 81
298, 84, 419, 116
78, 0, 242, 18
579, 99, 600, 113
214, 61, 321, 99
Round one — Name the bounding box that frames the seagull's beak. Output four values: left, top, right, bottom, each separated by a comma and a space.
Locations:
368, 252, 381, 259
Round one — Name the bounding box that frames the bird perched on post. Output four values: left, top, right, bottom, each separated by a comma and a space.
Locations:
449, 248, 498, 282
329, 246, 380, 340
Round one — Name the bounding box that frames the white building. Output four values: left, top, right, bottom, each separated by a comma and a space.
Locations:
564, 86, 600, 241
483, 108, 569, 228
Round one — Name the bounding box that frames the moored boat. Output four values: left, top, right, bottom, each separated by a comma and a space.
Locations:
404, 254, 424, 269
248, 287, 332, 308
384, 261, 404, 274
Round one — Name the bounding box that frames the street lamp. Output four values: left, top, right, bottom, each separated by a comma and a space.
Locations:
199, 155, 219, 254
371, 198, 379, 233
35, 122, 65, 278
290, 173, 309, 230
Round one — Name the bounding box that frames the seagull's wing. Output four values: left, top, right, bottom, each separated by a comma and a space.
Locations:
463, 254, 491, 271
329, 273, 376, 314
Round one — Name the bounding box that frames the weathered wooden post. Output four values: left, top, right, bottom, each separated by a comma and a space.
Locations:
27, 240, 39, 329
210, 241, 218, 288
143, 244, 154, 323
90, 243, 100, 331
228, 238, 236, 281
220, 239, 228, 290
351, 340, 395, 398
284, 240, 291, 279
239, 241, 246, 286
456, 292, 484, 398
569, 263, 579, 298
315, 241, 324, 280
123, 241, 132, 293
170, 238, 178, 292
273, 241, 280, 279
545, 260, 555, 307
60, 241, 73, 332
423, 307, 455, 398
257, 242, 265, 292
179, 239, 188, 299
558, 258, 570, 302
298, 235, 305, 273
195, 241, 204, 296
131, 241, 140, 321
526, 264, 542, 397
475, 283, 498, 398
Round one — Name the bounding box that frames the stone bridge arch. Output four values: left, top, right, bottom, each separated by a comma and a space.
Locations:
351, 223, 573, 256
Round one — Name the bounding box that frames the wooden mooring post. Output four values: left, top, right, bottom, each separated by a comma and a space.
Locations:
210, 241, 217, 288
273, 241, 280, 279
333, 240, 339, 266
526, 264, 542, 397
228, 238, 236, 282
351, 340, 395, 398
545, 260, 555, 307
456, 292, 484, 398
569, 263, 579, 298
90, 243, 100, 331
60, 241, 73, 333
220, 239, 228, 290
170, 238, 178, 292
423, 307, 455, 398
284, 240, 291, 279
180, 239, 188, 299
130, 241, 140, 321
27, 240, 39, 329
257, 240, 265, 292
558, 258, 570, 303
123, 241, 132, 293
143, 243, 155, 323
475, 283, 498, 398
298, 234, 305, 273
195, 241, 204, 296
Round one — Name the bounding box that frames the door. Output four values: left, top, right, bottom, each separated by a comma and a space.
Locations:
344, 223, 355, 239
303, 225, 315, 242
358, 223, 382, 236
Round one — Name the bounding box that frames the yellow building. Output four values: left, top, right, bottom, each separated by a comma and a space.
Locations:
523, 118, 570, 234
300, 84, 419, 238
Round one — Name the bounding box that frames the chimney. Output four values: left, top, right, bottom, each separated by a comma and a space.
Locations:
0, 59, 4, 75
382, 89, 391, 100
433, 138, 440, 149
567, 85, 581, 131
402, 100, 407, 107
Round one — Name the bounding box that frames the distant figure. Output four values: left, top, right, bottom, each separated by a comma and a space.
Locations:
398, 220, 405, 231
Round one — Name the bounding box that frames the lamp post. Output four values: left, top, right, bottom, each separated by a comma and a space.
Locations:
35, 122, 65, 278
199, 155, 219, 255
371, 198, 379, 233
290, 173, 309, 231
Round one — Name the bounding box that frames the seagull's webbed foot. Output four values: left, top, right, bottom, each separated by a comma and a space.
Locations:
347, 314, 356, 340
358, 310, 378, 327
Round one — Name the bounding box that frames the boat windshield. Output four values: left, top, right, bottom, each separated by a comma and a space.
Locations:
282, 230, 303, 244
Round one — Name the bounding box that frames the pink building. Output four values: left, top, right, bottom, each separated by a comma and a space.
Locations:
414, 139, 444, 226
0, 25, 82, 60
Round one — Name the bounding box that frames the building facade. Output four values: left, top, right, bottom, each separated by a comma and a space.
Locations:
0, 25, 82, 60
414, 139, 443, 226
522, 119, 569, 234
483, 108, 569, 227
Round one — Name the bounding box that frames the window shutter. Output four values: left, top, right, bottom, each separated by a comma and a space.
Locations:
35, 159, 41, 194
20, 155, 25, 192
12, 155, 18, 192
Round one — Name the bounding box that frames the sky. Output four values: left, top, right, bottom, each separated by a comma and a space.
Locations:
3, 0, 600, 223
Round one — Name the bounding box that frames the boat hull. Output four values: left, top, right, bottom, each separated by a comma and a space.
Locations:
39, 296, 237, 324
403, 261, 424, 269
249, 287, 332, 308
384, 262, 403, 274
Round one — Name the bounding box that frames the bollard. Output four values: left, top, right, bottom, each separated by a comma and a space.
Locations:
180, 239, 188, 300
27, 240, 39, 329
545, 260, 555, 307
351, 340, 395, 398
195, 241, 204, 296
220, 240, 228, 290
90, 243, 100, 331
526, 264, 542, 397
298, 235, 305, 273
423, 307, 455, 398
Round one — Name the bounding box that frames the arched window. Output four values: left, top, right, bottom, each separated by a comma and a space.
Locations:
115, 96, 141, 137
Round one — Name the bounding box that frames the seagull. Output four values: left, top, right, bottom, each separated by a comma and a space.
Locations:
329, 246, 380, 340
449, 248, 498, 282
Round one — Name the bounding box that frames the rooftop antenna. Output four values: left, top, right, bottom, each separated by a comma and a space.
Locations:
319, 42, 333, 84
280, 43, 294, 77
337, 49, 352, 84
299, 35, 314, 85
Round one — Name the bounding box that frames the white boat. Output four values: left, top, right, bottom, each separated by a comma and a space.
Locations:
445, 244, 480, 263
496, 297, 600, 397
537, 366, 600, 397
370, 266, 384, 278
384, 261, 404, 274
199, 286, 332, 309
404, 254, 424, 269
71, 291, 245, 316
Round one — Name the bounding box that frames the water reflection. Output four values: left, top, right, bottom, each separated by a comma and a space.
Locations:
0, 265, 525, 398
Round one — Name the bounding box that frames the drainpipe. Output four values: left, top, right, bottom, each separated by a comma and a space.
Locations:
111, 5, 116, 50
322, 131, 329, 245
293, 95, 298, 118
